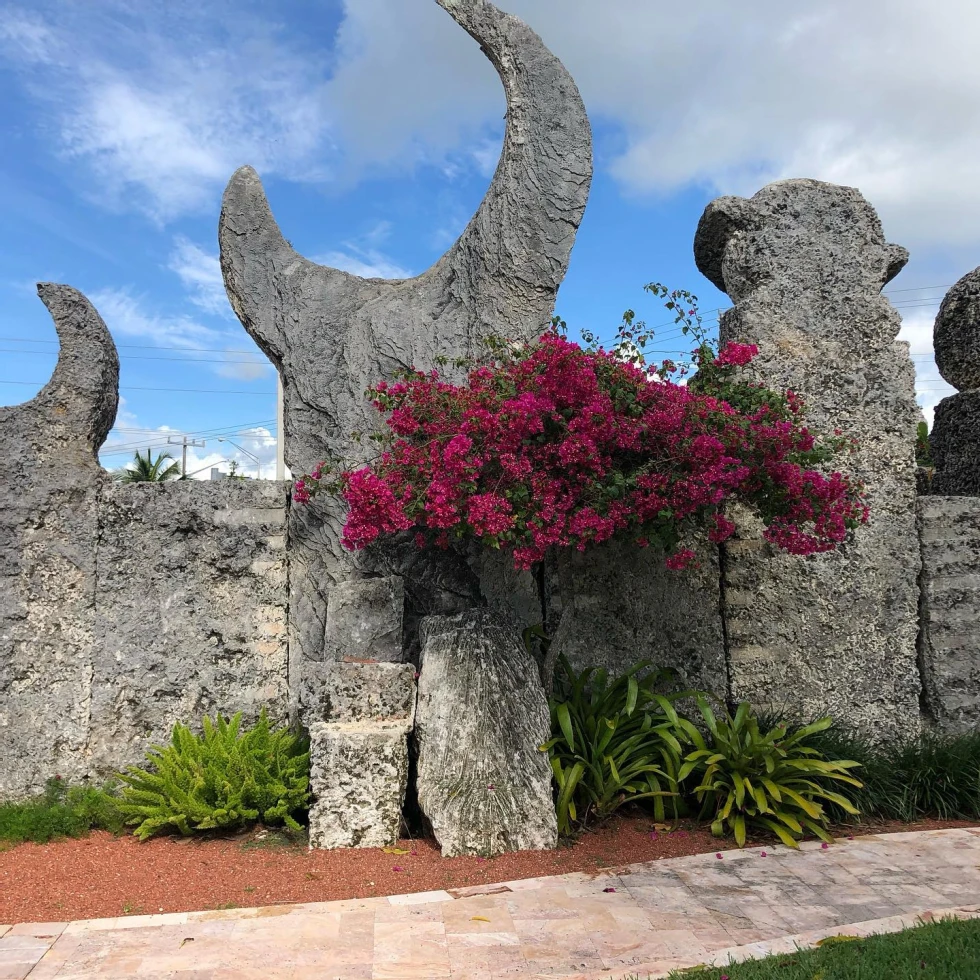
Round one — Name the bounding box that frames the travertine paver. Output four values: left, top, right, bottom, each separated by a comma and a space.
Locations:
3, 829, 980, 979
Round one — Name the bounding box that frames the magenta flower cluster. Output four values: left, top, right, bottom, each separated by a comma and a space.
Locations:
295, 331, 867, 571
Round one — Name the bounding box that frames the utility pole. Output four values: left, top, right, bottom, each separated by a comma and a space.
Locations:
276, 375, 285, 480
167, 435, 206, 478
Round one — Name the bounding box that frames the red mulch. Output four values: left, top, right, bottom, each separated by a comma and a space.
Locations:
1, 814, 975, 924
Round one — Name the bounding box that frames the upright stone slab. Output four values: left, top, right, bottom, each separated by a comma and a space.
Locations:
930, 267, 980, 494
694, 179, 922, 742
917, 496, 980, 734
414, 609, 557, 857
549, 534, 727, 697
323, 577, 405, 662
0, 284, 118, 798
217, 0, 592, 663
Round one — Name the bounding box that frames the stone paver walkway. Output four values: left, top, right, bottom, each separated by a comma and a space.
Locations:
2, 828, 980, 979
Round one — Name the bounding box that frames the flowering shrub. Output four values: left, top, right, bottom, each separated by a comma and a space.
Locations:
294, 286, 867, 570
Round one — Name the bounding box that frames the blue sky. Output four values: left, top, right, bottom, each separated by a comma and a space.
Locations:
1, 0, 977, 478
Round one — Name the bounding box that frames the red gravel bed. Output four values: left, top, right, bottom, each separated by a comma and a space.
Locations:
1, 815, 975, 925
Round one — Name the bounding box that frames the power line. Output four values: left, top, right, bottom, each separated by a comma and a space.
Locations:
111, 418, 276, 435
0, 337, 267, 355
0, 347, 273, 366
0, 380, 274, 395
101, 420, 278, 457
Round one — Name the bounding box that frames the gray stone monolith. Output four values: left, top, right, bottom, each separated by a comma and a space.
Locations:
414, 609, 557, 857
0, 284, 118, 796
693, 179, 922, 742
917, 496, 980, 734
217, 0, 593, 672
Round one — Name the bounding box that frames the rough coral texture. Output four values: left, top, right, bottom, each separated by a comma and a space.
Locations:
917, 496, 980, 734
414, 610, 557, 857
87, 481, 291, 778
930, 267, 980, 495
934, 266, 980, 392
323, 577, 405, 663
548, 534, 727, 698
0, 284, 118, 799
217, 0, 592, 668
299, 662, 416, 725
307, 721, 410, 849
694, 179, 922, 743
931, 392, 980, 495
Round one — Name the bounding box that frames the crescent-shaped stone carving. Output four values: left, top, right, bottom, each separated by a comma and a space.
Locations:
218, 0, 593, 474
0, 283, 119, 457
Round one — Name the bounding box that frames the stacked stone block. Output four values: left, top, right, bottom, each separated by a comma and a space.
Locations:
303, 578, 416, 849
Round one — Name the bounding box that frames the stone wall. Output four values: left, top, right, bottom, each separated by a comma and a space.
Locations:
918, 498, 980, 734
550, 535, 727, 700
86, 481, 290, 778
0, 284, 291, 799
0, 476, 291, 799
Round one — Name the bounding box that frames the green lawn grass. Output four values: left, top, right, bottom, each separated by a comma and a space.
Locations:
659, 917, 980, 979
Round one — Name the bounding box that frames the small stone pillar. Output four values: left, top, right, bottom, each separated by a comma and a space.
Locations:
931, 267, 980, 494
302, 575, 417, 850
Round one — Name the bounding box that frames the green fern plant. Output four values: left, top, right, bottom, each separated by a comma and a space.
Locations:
540, 655, 693, 834
116, 709, 310, 841
678, 697, 862, 848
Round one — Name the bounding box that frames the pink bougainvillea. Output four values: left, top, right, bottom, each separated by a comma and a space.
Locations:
294, 323, 867, 572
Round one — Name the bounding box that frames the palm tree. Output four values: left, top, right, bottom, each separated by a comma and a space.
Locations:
115, 449, 182, 483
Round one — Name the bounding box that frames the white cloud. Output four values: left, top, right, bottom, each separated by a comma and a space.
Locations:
0, 2, 336, 221
4, 0, 980, 258
322, 0, 980, 254
89, 286, 271, 380
0, 8, 56, 63
167, 237, 231, 317
100, 400, 281, 480
897, 307, 955, 428
312, 247, 413, 280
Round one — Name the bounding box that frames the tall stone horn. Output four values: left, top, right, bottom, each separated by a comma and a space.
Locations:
218, 0, 592, 399
427, 0, 593, 332
27, 283, 119, 455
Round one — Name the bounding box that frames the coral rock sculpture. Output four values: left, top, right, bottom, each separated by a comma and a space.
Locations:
694, 179, 922, 744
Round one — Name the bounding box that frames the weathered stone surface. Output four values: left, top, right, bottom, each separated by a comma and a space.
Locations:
299, 662, 416, 724
87, 481, 290, 778
934, 266, 980, 392
694, 179, 922, 742
0, 284, 118, 798
307, 721, 409, 849
324, 577, 404, 663
548, 535, 727, 698
930, 391, 980, 496
929, 269, 980, 496
218, 0, 592, 664
917, 496, 980, 734
415, 609, 557, 857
